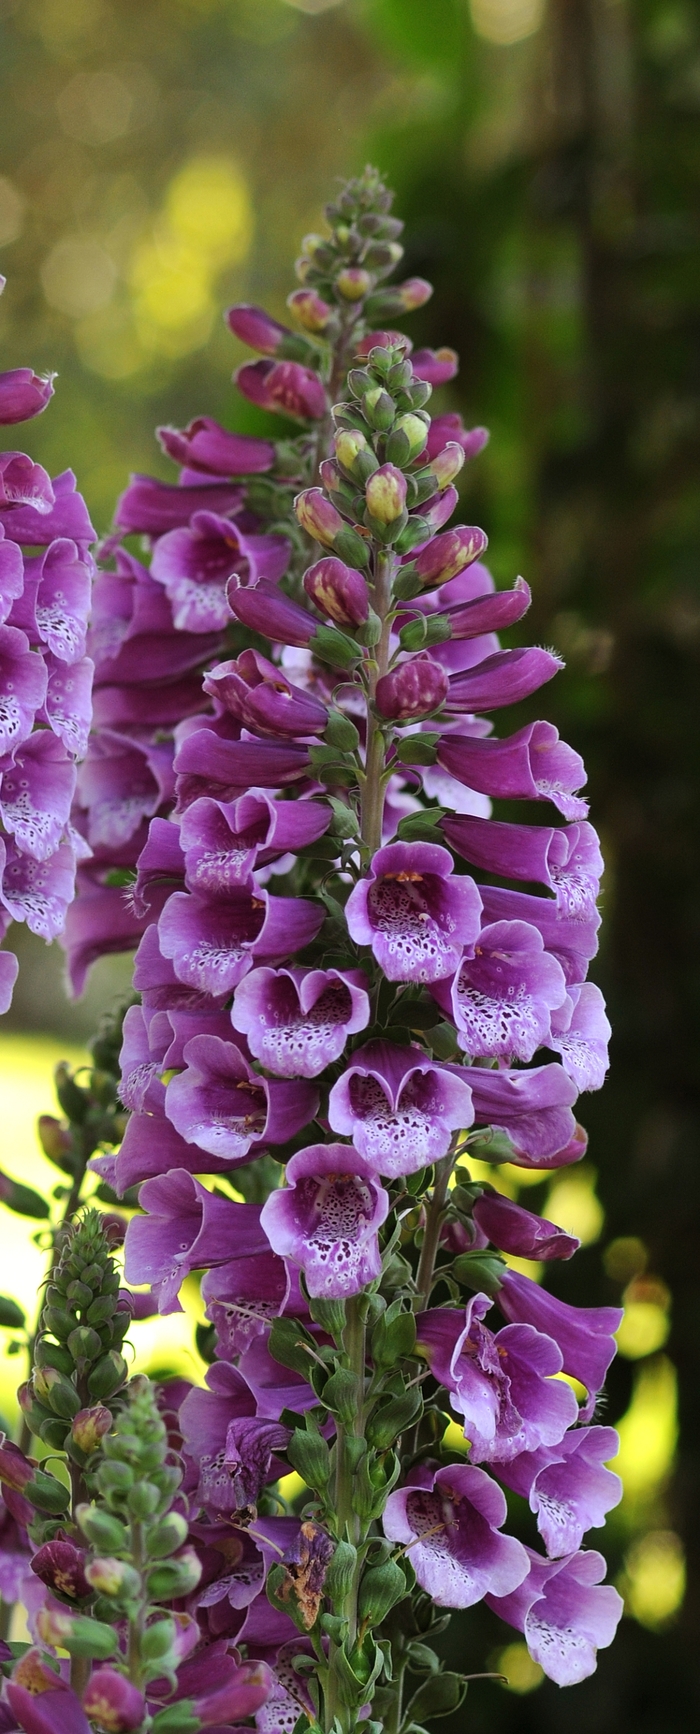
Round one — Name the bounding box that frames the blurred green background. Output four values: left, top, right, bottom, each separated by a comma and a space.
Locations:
1, 0, 699, 1725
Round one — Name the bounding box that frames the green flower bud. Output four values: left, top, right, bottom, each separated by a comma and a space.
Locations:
310, 624, 361, 671
43, 1304, 74, 1341
54, 1062, 89, 1124
358, 1558, 407, 1626
127, 1480, 162, 1519
145, 1511, 189, 1559
88, 1351, 128, 1398
140, 1616, 179, 1661
86, 1294, 117, 1327
85, 1555, 141, 1598
39, 1417, 70, 1450
76, 1502, 129, 1552
336, 267, 372, 301
287, 1428, 331, 1491
371, 1306, 417, 1370
26, 1471, 70, 1514
70, 1404, 112, 1455
333, 527, 371, 569
66, 1280, 93, 1307
146, 1547, 202, 1600
33, 1366, 81, 1420
386, 413, 428, 465
321, 1369, 362, 1426
363, 386, 395, 432
324, 1540, 357, 1602
67, 1325, 103, 1362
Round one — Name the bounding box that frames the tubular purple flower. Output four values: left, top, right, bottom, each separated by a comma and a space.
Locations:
447, 647, 563, 713
231, 966, 370, 1078
437, 720, 589, 821
0, 369, 54, 425
124, 1168, 271, 1310
0, 453, 54, 514
478, 885, 600, 987
178, 791, 330, 896
287, 288, 333, 333
203, 650, 328, 739
149, 510, 289, 633
202, 1248, 298, 1357
6, 1681, 92, 1734
328, 1038, 474, 1177
0, 836, 77, 940
495, 1426, 622, 1558
118, 1003, 167, 1114
345, 841, 482, 984
411, 347, 459, 386
174, 732, 311, 804
0, 949, 18, 1012
496, 1270, 623, 1417
485, 1546, 623, 1686
412, 527, 489, 590
115, 473, 243, 536
236, 360, 328, 422
382, 1462, 528, 1608
457, 1061, 579, 1166
82, 1672, 146, 1733
418, 1297, 578, 1463
260, 1143, 390, 1298
303, 557, 370, 627
431, 919, 567, 1062
0, 468, 94, 547
441, 576, 532, 639
158, 886, 323, 995
157, 416, 275, 476
165, 1032, 318, 1159
227, 579, 316, 647
376, 653, 448, 721
549, 983, 611, 1091
0, 732, 76, 862
443, 814, 602, 919
42, 653, 94, 759
226, 302, 294, 355
16, 538, 92, 667
0, 626, 48, 753
30, 1539, 90, 1601
473, 1192, 580, 1261
426, 415, 489, 462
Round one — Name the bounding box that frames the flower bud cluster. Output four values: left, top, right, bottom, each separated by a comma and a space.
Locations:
26, 1210, 128, 1466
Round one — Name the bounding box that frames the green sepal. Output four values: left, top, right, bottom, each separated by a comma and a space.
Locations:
324, 1539, 357, 1600
357, 1558, 407, 1625
320, 1368, 362, 1425
287, 1428, 331, 1491
325, 712, 360, 752
25, 1471, 70, 1514
366, 1387, 422, 1451
310, 626, 360, 670
333, 529, 371, 569
268, 1317, 320, 1381
61, 1616, 119, 1660
371, 1303, 416, 1369
406, 1671, 467, 1721
451, 1252, 506, 1296
467, 1128, 520, 1164
395, 736, 438, 766
150, 1706, 199, 1734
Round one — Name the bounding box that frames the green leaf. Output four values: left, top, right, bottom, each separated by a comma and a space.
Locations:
406, 1670, 467, 1721
0, 1296, 25, 1329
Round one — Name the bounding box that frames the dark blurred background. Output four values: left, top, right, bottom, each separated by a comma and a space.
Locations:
1, 0, 698, 1726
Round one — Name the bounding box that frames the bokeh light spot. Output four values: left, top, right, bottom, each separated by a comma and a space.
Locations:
41, 238, 117, 318
0, 177, 26, 247
497, 1641, 543, 1692
546, 1166, 604, 1244
469, 0, 545, 46
620, 1530, 685, 1628
615, 1355, 678, 1503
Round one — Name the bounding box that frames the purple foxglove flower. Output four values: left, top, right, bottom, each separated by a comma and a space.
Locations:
496, 1270, 623, 1417
236, 359, 327, 422
165, 1033, 318, 1159
0, 948, 18, 1012
345, 841, 482, 984
118, 1003, 167, 1114
158, 416, 274, 475
227, 302, 293, 355
158, 885, 323, 996
0, 626, 47, 753
411, 526, 488, 590
303, 556, 370, 627
394, 276, 433, 310
365, 464, 407, 527
383, 1462, 528, 1608
82, 1671, 146, 1733
30, 1539, 90, 1602
41, 653, 93, 759
0, 368, 54, 425
549, 982, 611, 1090
421, 1296, 578, 1462
255, 1640, 317, 1734
221, 1416, 290, 1514
62, 877, 169, 1000
0, 836, 76, 940
77, 730, 174, 852
180, 1359, 256, 1468
179, 792, 330, 897
239, 1330, 323, 1421
260, 1143, 389, 1299
294, 488, 345, 549
108, 1106, 228, 1193
0, 453, 54, 514
92, 672, 207, 732
0, 469, 94, 548
0, 530, 24, 623
131, 817, 185, 915
0, 733, 76, 862
473, 1192, 580, 1261
203, 650, 328, 739
202, 1248, 298, 1357
133, 920, 227, 1015
485, 1545, 623, 1686
6, 1681, 91, 1734
375, 653, 448, 721
478, 884, 601, 987
288, 287, 333, 331
173, 730, 310, 806
411, 346, 459, 386
437, 721, 589, 822
447, 646, 563, 713
18, 539, 91, 665
327, 1038, 474, 1177
124, 1168, 270, 1310
227, 578, 316, 647
496, 1426, 621, 1557
426, 414, 489, 462
115, 473, 244, 535
149, 510, 289, 633
443, 814, 603, 920
442, 576, 532, 639
458, 1061, 579, 1165
231, 965, 370, 1078
432, 919, 567, 1063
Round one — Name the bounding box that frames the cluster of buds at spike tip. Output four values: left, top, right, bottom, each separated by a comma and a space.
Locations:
25, 1210, 129, 1464
75, 1375, 200, 1691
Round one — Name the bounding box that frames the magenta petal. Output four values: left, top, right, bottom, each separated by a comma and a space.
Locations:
328, 1038, 474, 1177
383, 1461, 528, 1609
261, 1143, 389, 1299
345, 841, 482, 985
437, 721, 588, 821
231, 966, 370, 1078
165, 1033, 318, 1159
473, 1192, 580, 1260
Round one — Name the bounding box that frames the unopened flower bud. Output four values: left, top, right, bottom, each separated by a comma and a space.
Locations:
37, 1114, 73, 1168
358, 1557, 407, 1625
33, 1365, 80, 1420
145, 1511, 189, 1559
86, 1556, 141, 1598
295, 487, 344, 548
325, 1539, 357, 1601
336, 267, 372, 301
413, 525, 488, 588
301, 233, 325, 256
76, 1504, 129, 1553
426, 440, 465, 489
146, 1546, 202, 1600
386, 413, 429, 465
71, 1404, 112, 1455
375, 653, 449, 721
36, 1605, 73, 1647
304, 557, 369, 627
83, 1670, 146, 1734
287, 288, 333, 332
365, 464, 407, 527
354, 329, 412, 360
397, 276, 433, 310
31, 1538, 90, 1601
363, 385, 395, 432
87, 1350, 128, 1399
226, 303, 290, 356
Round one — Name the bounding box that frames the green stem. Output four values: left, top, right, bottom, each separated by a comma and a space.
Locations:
415, 1151, 456, 1314
127, 1518, 146, 1690
325, 1295, 367, 1733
